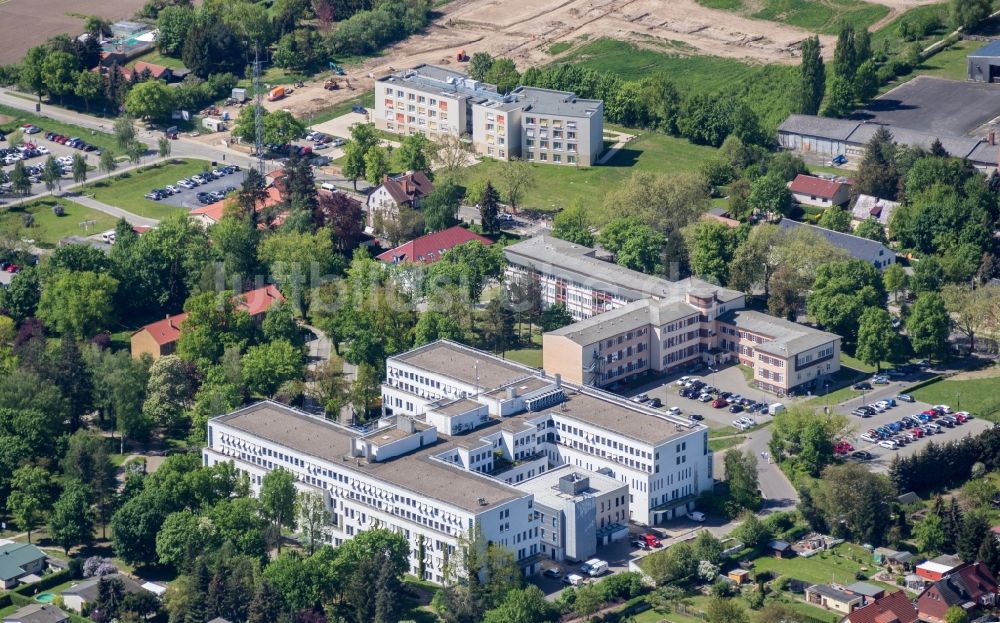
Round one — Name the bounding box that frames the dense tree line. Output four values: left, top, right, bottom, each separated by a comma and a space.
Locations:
889, 425, 1000, 494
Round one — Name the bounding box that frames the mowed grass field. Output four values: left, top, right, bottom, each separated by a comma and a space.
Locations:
84, 158, 210, 220
552, 38, 800, 132
911, 373, 1000, 422
696, 0, 889, 34
460, 131, 718, 214
0, 198, 118, 246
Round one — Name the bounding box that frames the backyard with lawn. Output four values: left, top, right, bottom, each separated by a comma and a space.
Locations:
83, 158, 211, 220
460, 130, 717, 215
0, 198, 118, 247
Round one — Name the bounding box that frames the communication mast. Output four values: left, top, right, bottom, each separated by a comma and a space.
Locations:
251, 44, 266, 176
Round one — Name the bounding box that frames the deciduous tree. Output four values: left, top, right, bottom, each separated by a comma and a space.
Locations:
49, 483, 94, 553
908, 292, 950, 360
856, 307, 897, 371
37, 270, 118, 337
7, 465, 53, 542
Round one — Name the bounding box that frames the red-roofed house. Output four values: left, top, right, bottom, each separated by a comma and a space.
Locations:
788, 174, 852, 207
190, 186, 284, 227
130, 285, 285, 359
916, 563, 999, 623
366, 171, 435, 229
376, 225, 492, 265
94, 60, 174, 82
844, 591, 918, 623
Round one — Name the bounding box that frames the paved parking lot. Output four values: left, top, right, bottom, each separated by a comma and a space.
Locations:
832, 379, 993, 472
2, 132, 101, 196
624, 365, 780, 430
155, 170, 245, 209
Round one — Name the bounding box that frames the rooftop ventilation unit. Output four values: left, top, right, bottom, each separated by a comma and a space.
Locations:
525, 389, 565, 412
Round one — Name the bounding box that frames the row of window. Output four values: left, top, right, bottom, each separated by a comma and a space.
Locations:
524, 139, 577, 152
383, 88, 448, 110
526, 152, 575, 163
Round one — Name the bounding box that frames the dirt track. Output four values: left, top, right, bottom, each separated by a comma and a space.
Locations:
264, 0, 943, 119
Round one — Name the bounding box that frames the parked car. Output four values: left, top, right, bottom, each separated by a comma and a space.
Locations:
631, 393, 649, 403
543, 568, 561, 578
878, 440, 898, 450
698, 393, 713, 402
648, 398, 662, 408
860, 433, 877, 443
853, 382, 873, 391
728, 403, 743, 414
851, 450, 873, 461
872, 375, 889, 385
688, 414, 704, 421
666, 406, 681, 416
711, 398, 728, 408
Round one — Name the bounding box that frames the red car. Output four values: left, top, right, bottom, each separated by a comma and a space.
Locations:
6, 264, 20, 273
711, 398, 728, 408
954, 413, 968, 423
922, 409, 938, 418
911, 428, 924, 438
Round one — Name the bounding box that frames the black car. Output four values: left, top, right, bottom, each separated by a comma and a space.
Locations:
688, 414, 704, 421
728, 404, 743, 414
853, 382, 873, 391
851, 450, 873, 461
648, 398, 662, 408
719, 391, 732, 400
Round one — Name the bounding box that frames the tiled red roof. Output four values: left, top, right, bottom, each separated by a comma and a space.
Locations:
789, 174, 849, 199
377, 225, 492, 264
133, 285, 285, 347
847, 591, 918, 623
235, 284, 285, 316
136, 313, 188, 346
133, 61, 170, 79
191, 186, 283, 224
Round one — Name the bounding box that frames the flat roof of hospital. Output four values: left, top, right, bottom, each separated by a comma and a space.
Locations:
392, 340, 540, 388
214, 402, 525, 512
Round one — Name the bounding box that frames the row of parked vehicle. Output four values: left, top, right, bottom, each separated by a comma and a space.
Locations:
304, 131, 345, 148
2, 143, 51, 165
144, 166, 241, 201
43, 131, 98, 153
859, 405, 972, 450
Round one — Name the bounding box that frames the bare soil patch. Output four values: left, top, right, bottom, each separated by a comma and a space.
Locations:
268, 0, 844, 119
0, 0, 148, 65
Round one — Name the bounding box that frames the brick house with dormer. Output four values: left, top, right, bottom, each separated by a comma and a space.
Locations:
916, 563, 999, 623
366, 171, 435, 230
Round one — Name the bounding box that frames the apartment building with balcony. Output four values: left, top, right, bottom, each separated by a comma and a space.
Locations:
507, 236, 841, 395
374, 66, 604, 166
513, 87, 603, 166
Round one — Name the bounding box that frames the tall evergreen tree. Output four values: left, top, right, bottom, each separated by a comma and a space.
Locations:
958, 510, 990, 562
374, 554, 403, 623
799, 36, 826, 115
248, 579, 283, 623
184, 559, 210, 623
479, 181, 501, 234
979, 533, 1000, 575
854, 127, 899, 200
833, 23, 858, 80
51, 337, 91, 430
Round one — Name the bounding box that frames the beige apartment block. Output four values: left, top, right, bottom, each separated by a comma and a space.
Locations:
374, 66, 604, 166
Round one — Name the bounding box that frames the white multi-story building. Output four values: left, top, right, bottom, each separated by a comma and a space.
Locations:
205, 340, 714, 577
374, 65, 604, 166
382, 340, 713, 527
204, 401, 540, 583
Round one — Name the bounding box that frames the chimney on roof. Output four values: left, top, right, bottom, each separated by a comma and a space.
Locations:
383, 174, 390, 184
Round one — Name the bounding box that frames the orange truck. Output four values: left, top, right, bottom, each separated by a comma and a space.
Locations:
267, 86, 286, 101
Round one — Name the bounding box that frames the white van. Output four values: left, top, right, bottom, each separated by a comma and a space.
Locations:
584, 559, 608, 577
768, 403, 785, 415
563, 573, 585, 586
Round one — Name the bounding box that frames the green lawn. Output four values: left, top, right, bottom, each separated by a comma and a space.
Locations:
553, 38, 799, 132
750, 544, 882, 586
461, 131, 717, 215
0, 198, 118, 246
694, 0, 889, 34
129, 49, 188, 70
548, 41, 573, 55
83, 158, 212, 219
503, 332, 543, 368
911, 39, 977, 81
307, 91, 374, 126
911, 373, 1000, 421
0, 104, 120, 156
709, 434, 747, 452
